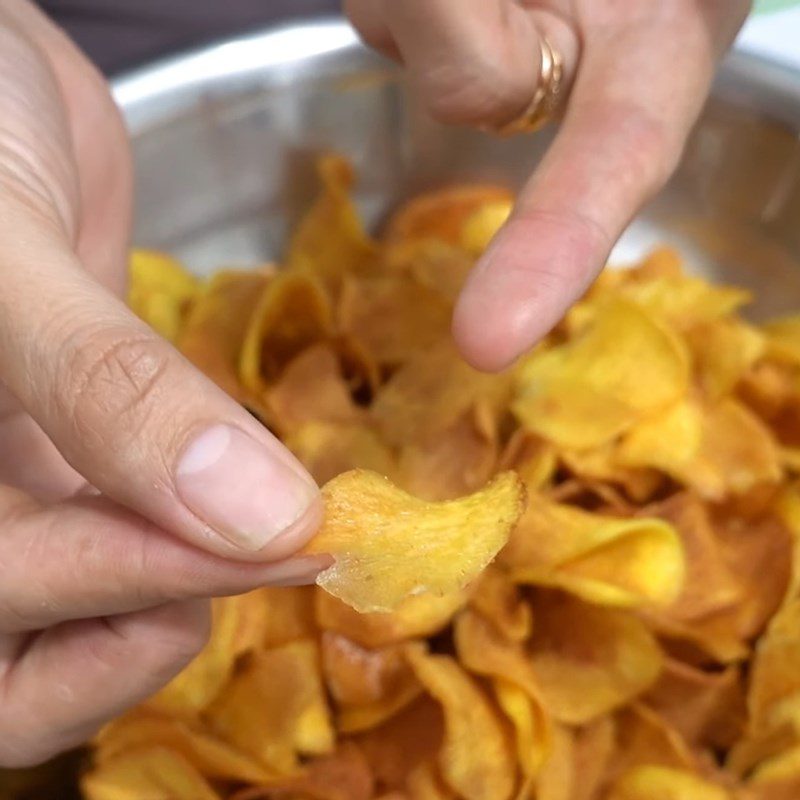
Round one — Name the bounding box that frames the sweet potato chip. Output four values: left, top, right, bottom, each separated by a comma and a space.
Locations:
529, 593, 663, 724
460, 199, 512, 255
513, 298, 689, 448
127, 249, 199, 341
285, 422, 396, 486
239, 272, 333, 392
337, 274, 450, 366
607, 766, 730, 800
265, 343, 362, 433
205, 640, 334, 775
321, 631, 422, 733
147, 590, 271, 718
405, 645, 515, 800
305, 469, 525, 613
468, 566, 533, 643
81, 745, 221, 800
315, 590, 468, 649
396, 403, 498, 501
355, 696, 445, 791
618, 398, 782, 500
372, 341, 511, 448
286, 154, 378, 286
500, 495, 684, 608
384, 239, 473, 302
454, 611, 550, 777
405, 762, 456, 800
94, 713, 274, 784
178, 269, 270, 404
383, 185, 513, 248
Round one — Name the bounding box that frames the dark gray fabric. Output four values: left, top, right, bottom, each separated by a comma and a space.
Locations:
37, 0, 342, 75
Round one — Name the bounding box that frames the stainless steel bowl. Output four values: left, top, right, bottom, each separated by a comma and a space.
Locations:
114, 17, 800, 319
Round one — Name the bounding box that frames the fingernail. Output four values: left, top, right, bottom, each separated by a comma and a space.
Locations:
176, 424, 318, 552
262, 554, 334, 587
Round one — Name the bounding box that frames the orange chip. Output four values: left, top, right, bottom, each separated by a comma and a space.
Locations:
128, 249, 199, 341
205, 640, 334, 775
405, 645, 516, 800
93, 713, 274, 784
500, 495, 684, 608
396, 403, 498, 501
285, 421, 396, 486
315, 590, 468, 650
265, 343, 362, 433
321, 631, 422, 733
305, 470, 525, 613
406, 761, 457, 800
337, 273, 450, 366
81, 745, 221, 800
178, 268, 270, 404
643, 658, 745, 751
384, 238, 474, 302
383, 185, 513, 248
239, 271, 333, 393
286, 154, 378, 286
529, 593, 663, 724
607, 766, 730, 800
454, 611, 550, 777
372, 341, 512, 448
513, 297, 690, 448
468, 566, 533, 643
356, 696, 445, 792
147, 590, 272, 718
260, 585, 318, 648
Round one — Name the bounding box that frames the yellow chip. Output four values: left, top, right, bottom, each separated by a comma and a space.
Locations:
286, 154, 378, 285
500, 494, 685, 608
128, 249, 199, 342
513, 297, 689, 448
529, 593, 663, 724
205, 640, 334, 775
305, 469, 525, 613
81, 745, 221, 800
405, 645, 515, 800
607, 766, 730, 800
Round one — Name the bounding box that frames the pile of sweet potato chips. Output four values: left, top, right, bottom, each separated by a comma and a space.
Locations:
82, 156, 800, 800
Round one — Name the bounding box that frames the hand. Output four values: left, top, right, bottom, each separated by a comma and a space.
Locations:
346, 0, 752, 370
0, 1, 324, 766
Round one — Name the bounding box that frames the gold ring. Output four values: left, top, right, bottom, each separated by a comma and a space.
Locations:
494, 36, 563, 136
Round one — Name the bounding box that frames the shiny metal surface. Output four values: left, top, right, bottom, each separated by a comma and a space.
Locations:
114, 18, 800, 319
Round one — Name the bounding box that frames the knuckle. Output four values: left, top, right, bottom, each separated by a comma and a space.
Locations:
421, 59, 529, 126
55, 327, 174, 451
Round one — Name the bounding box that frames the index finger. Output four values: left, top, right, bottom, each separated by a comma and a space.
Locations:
452, 2, 750, 371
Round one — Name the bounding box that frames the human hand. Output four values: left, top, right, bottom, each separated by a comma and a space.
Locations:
346, 0, 752, 370
0, 1, 324, 766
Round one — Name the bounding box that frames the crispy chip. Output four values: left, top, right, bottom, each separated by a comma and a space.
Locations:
500, 495, 684, 608
454, 611, 550, 777
93, 713, 274, 784
285, 422, 396, 486
468, 566, 533, 643
178, 269, 270, 404
81, 746, 221, 800
405, 645, 515, 800
529, 593, 663, 724
305, 469, 525, 612
607, 766, 730, 800
205, 640, 334, 774
513, 298, 689, 448
128, 249, 199, 341
286, 154, 378, 285
239, 272, 333, 393
315, 590, 468, 649
384, 185, 513, 248
147, 591, 271, 718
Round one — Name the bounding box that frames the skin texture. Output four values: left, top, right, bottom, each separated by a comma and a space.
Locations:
0, 0, 749, 767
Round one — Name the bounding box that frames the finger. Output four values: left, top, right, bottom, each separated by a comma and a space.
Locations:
346, 0, 579, 126
0, 216, 321, 561
0, 486, 329, 634
453, 2, 750, 370
0, 600, 209, 767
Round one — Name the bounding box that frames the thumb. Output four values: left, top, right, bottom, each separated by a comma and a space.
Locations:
0, 206, 320, 561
